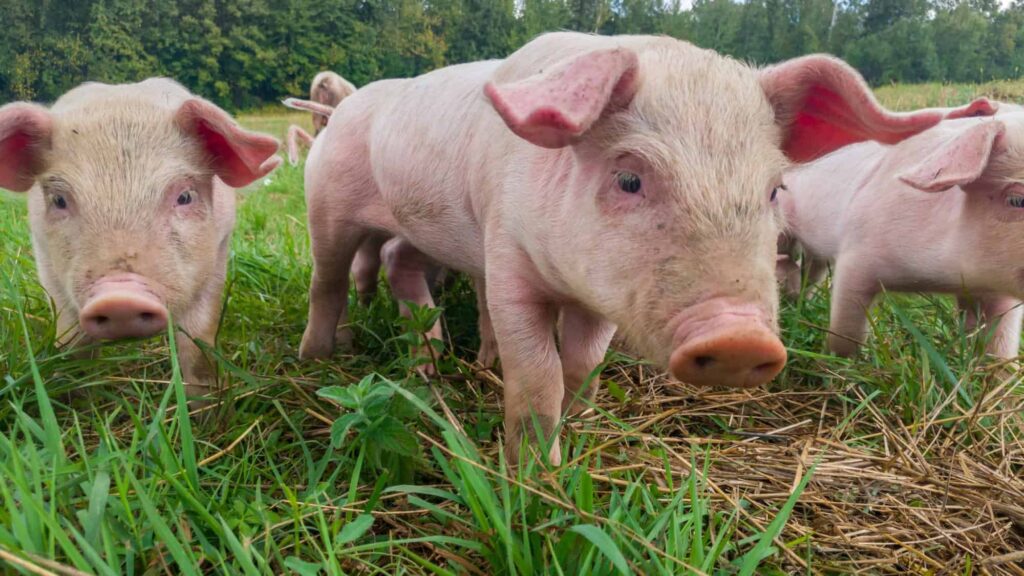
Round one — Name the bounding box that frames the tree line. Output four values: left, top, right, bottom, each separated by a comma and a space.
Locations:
1, 0, 1021, 111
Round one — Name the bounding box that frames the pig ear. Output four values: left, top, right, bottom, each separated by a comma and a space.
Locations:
175, 99, 282, 188
761, 55, 947, 163
943, 97, 998, 120
898, 121, 1005, 193
0, 103, 53, 192
484, 47, 639, 149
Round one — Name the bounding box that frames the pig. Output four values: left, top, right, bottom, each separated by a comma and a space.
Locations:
779, 108, 1024, 359
310, 71, 356, 135
299, 31, 972, 463
0, 78, 281, 397
284, 77, 356, 165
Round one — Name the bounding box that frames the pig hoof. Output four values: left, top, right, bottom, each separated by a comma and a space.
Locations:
357, 291, 376, 307
299, 333, 335, 360
335, 327, 355, 352
414, 350, 438, 376
476, 340, 499, 368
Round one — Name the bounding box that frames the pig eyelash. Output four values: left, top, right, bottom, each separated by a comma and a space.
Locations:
1006, 194, 1024, 209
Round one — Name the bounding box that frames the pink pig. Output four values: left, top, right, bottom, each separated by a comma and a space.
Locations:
285, 71, 356, 166
777, 102, 1024, 359
300, 32, 964, 462
0, 78, 281, 397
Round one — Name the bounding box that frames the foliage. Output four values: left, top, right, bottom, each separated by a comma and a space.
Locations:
4, 0, 1024, 110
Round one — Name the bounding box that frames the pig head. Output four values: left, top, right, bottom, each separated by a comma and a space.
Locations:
0, 78, 280, 396
310, 71, 356, 135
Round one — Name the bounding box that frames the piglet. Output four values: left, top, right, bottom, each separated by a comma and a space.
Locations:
0, 78, 281, 397
284, 71, 355, 166
778, 104, 1024, 359
301, 31, 972, 462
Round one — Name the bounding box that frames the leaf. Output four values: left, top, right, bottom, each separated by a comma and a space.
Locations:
337, 514, 375, 545
284, 556, 323, 576
568, 524, 630, 576
83, 471, 111, 548
370, 415, 421, 457
330, 413, 363, 447
317, 385, 358, 408
737, 464, 817, 576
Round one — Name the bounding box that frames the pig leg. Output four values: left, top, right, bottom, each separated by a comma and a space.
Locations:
176, 277, 226, 400
957, 296, 982, 331
300, 225, 364, 359
803, 254, 829, 289
474, 277, 499, 368
352, 235, 386, 306
426, 266, 448, 297
286, 125, 315, 166
381, 237, 443, 374
486, 259, 564, 464
776, 254, 802, 296
559, 304, 615, 415
977, 296, 1023, 359
827, 261, 878, 357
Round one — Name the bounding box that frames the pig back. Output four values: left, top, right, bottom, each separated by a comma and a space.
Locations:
367, 60, 511, 276
782, 142, 887, 260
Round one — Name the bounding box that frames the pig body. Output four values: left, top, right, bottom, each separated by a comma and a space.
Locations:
779, 111, 1024, 358
301, 32, 964, 461
0, 78, 280, 397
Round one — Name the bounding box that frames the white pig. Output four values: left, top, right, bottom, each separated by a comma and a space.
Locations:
299, 32, 972, 462
778, 104, 1024, 359
0, 78, 281, 397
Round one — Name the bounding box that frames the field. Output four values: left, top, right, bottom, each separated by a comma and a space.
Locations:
1, 86, 1023, 576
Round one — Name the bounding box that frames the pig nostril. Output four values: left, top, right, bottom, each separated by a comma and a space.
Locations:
94, 315, 109, 326
140, 312, 155, 322
694, 355, 714, 368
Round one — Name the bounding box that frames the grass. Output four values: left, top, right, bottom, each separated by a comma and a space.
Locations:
1, 87, 1023, 575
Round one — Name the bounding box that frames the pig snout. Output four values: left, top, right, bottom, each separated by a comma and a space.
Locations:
78, 275, 169, 341
668, 299, 786, 388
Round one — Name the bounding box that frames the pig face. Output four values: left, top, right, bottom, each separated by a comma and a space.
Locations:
486, 41, 954, 387
0, 79, 280, 343
900, 112, 1024, 295
30, 121, 221, 336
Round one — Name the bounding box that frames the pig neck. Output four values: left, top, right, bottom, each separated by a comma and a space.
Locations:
497, 144, 583, 302
858, 141, 977, 293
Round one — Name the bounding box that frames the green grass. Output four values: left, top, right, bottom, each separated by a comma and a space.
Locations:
1, 97, 1022, 575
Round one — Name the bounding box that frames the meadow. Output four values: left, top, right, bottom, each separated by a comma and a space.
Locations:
0, 85, 1022, 575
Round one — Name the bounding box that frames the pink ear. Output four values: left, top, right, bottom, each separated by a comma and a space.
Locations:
0, 103, 53, 192
484, 47, 639, 149
175, 99, 281, 188
944, 97, 998, 120
761, 55, 947, 163
899, 121, 1005, 192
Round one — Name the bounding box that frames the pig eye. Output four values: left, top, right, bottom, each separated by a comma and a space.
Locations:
1007, 195, 1024, 209
51, 194, 68, 210
617, 171, 642, 194
176, 189, 195, 206
770, 184, 786, 202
